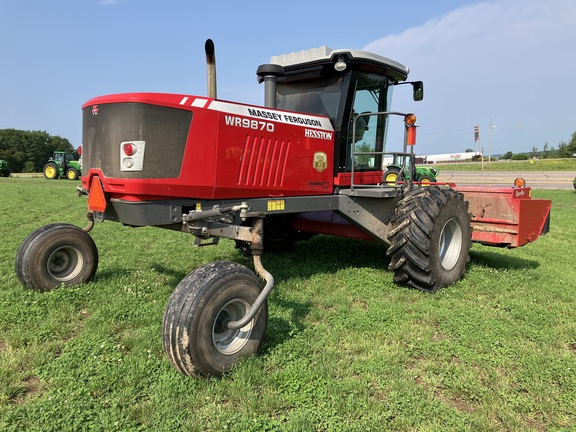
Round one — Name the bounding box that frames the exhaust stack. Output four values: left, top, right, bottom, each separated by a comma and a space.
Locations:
257, 63, 285, 109
205, 39, 217, 99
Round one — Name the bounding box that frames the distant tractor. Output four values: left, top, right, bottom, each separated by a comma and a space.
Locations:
0, 159, 10, 177
43, 150, 82, 180
384, 154, 439, 185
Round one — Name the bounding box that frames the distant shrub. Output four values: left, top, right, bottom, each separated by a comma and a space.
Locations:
22, 161, 37, 173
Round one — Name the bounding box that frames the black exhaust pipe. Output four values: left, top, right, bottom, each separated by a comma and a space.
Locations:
205, 39, 217, 99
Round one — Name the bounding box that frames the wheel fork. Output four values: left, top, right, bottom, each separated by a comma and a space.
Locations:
225, 218, 275, 330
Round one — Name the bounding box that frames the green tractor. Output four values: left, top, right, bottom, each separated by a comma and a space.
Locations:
383, 154, 439, 185
0, 159, 10, 177
43, 151, 82, 180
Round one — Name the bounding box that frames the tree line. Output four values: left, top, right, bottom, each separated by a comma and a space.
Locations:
0, 129, 77, 173
500, 131, 576, 160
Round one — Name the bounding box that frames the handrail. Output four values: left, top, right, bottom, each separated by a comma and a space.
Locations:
350, 111, 416, 190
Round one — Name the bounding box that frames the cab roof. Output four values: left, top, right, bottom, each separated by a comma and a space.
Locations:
270, 46, 409, 82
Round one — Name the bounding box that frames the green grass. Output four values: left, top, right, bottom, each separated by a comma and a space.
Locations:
435, 157, 576, 172
1, 177, 575, 431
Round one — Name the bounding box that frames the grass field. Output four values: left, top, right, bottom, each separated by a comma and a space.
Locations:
1, 178, 575, 431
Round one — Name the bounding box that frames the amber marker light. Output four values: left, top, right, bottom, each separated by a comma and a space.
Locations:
404, 114, 417, 125
514, 177, 526, 188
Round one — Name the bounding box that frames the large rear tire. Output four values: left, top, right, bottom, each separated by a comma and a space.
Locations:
387, 187, 471, 292
43, 162, 59, 179
15, 223, 98, 291
162, 261, 268, 376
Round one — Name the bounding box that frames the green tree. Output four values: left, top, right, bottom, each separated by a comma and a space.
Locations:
22, 161, 36, 173
501, 151, 513, 160
542, 142, 549, 159
557, 140, 570, 158
569, 131, 576, 156
0, 129, 75, 173
511, 153, 528, 160
556, 131, 576, 158
549, 145, 558, 158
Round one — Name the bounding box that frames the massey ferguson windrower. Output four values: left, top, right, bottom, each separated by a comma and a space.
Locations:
16, 41, 551, 376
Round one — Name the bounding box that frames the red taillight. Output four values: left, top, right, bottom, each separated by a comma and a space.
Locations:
120, 140, 145, 172
123, 143, 137, 156
77, 145, 82, 156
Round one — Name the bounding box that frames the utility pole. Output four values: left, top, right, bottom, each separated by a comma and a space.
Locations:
488, 118, 495, 164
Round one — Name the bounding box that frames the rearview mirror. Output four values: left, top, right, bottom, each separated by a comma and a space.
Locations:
412, 81, 424, 101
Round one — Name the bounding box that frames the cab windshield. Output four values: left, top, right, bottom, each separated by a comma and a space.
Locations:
275, 70, 393, 174
275, 75, 346, 124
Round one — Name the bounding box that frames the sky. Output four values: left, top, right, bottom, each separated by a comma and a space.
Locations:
1, 0, 575, 157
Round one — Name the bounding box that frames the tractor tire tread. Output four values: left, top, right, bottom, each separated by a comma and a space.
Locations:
15, 223, 98, 291
386, 187, 471, 292
162, 261, 268, 376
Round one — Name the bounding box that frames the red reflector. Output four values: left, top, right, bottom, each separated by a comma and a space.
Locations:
88, 177, 107, 213
123, 143, 136, 156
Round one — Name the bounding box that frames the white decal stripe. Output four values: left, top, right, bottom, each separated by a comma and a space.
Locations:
208, 100, 333, 131
179, 96, 189, 105
191, 98, 208, 108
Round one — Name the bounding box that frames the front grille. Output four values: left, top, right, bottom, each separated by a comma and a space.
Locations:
82, 102, 192, 178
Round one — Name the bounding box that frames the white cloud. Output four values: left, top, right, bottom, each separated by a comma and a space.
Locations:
364, 0, 576, 155
99, 0, 118, 5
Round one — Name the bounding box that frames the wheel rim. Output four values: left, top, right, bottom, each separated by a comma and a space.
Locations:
46, 167, 55, 178
47, 246, 84, 282
67, 170, 75, 179
438, 218, 463, 270
212, 299, 254, 355
385, 173, 398, 184
421, 178, 431, 186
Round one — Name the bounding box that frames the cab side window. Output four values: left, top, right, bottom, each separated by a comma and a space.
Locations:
346, 73, 389, 171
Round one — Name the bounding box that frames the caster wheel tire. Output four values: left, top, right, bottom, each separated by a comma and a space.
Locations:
15, 223, 98, 291
162, 261, 268, 377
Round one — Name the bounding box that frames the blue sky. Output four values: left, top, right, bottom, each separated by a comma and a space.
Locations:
1, 0, 575, 157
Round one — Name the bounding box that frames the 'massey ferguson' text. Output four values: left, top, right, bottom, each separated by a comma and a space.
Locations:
247, 108, 323, 127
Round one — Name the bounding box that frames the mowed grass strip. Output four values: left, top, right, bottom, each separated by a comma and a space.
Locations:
0, 177, 575, 431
